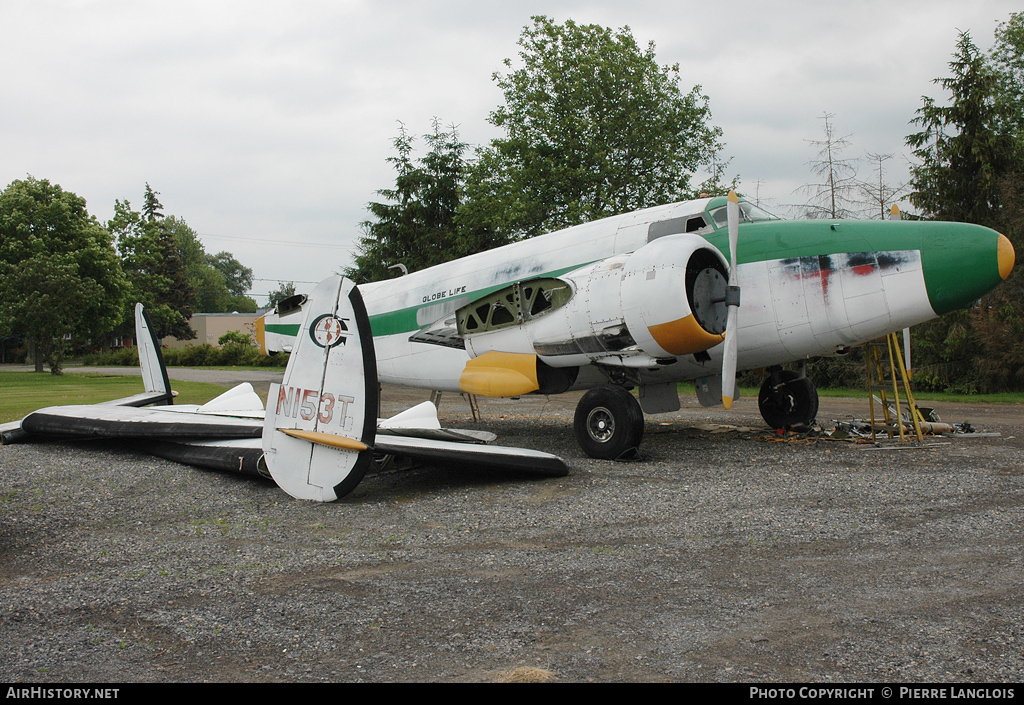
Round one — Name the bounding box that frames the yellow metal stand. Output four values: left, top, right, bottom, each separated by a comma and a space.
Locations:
866, 332, 924, 442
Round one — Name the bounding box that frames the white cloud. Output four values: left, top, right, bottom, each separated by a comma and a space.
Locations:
1, 0, 1019, 300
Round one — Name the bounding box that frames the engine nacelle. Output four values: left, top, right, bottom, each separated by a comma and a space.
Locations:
619, 233, 730, 358
461, 234, 729, 368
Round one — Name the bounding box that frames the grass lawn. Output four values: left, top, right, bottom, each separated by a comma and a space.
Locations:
3, 371, 1020, 427
0, 370, 230, 424
811, 385, 1024, 405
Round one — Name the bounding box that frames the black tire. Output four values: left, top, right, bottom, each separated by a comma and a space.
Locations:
573, 386, 645, 459
758, 369, 819, 429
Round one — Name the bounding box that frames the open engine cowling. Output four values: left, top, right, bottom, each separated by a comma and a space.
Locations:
461, 233, 730, 369
618, 233, 730, 358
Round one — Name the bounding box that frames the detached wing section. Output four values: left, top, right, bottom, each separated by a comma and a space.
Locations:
4, 277, 570, 501
0, 304, 176, 444
20, 404, 262, 440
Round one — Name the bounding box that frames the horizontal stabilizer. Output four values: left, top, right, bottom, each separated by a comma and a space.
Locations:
377, 427, 497, 444
379, 401, 442, 430
191, 383, 264, 417
375, 434, 569, 477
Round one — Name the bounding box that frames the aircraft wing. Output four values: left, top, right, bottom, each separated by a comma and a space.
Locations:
18, 398, 262, 441
3, 279, 570, 501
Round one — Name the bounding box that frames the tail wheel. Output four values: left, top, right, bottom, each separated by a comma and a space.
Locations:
574, 386, 645, 459
758, 369, 819, 429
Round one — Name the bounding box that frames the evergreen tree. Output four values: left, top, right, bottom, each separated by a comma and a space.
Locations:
109, 195, 197, 340
906, 31, 1017, 227
990, 12, 1024, 147
142, 183, 164, 221
347, 121, 473, 283
905, 24, 1024, 392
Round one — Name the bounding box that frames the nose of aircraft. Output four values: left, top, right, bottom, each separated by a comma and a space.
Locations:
999, 233, 1015, 280
922, 223, 1015, 315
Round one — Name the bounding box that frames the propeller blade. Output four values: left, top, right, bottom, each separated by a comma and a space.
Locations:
722, 191, 741, 409
727, 192, 739, 285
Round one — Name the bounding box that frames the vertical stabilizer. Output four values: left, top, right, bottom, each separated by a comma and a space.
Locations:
135, 303, 173, 404
262, 277, 378, 501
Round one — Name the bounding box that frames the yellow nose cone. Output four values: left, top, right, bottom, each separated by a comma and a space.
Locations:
998, 234, 1015, 280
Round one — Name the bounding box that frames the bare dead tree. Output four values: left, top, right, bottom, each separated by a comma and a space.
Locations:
799, 112, 860, 219
858, 151, 909, 219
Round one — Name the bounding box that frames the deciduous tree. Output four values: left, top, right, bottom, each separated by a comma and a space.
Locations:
800, 112, 860, 219
0, 177, 127, 373
463, 16, 724, 240
266, 281, 297, 309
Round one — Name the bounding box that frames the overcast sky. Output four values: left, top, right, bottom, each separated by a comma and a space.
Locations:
1, 1, 1020, 303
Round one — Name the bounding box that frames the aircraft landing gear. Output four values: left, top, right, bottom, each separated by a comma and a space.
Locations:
573, 385, 644, 460
758, 367, 819, 430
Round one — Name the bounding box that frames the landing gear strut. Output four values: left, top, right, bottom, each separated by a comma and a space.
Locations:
758, 367, 819, 429
573, 385, 644, 460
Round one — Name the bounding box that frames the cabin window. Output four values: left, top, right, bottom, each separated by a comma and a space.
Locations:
648, 215, 709, 241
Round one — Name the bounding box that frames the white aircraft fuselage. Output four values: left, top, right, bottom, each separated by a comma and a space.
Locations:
257, 194, 1014, 449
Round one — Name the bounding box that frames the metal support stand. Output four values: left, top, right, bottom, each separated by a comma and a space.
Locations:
429, 390, 481, 422
866, 333, 924, 443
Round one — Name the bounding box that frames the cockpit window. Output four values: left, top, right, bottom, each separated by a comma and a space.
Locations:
709, 201, 780, 228
648, 215, 710, 241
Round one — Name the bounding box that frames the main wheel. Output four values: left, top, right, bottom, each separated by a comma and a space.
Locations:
573, 386, 645, 459
758, 369, 819, 429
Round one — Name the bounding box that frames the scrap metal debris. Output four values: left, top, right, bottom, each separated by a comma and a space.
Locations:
649, 408, 1000, 448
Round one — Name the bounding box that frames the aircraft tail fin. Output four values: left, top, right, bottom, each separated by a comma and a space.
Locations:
133, 303, 174, 404
94, 304, 175, 408
261, 276, 379, 501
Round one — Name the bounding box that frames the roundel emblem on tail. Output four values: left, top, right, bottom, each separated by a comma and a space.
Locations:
309, 314, 349, 349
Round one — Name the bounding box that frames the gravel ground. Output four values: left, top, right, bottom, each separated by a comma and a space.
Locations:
1, 381, 1023, 683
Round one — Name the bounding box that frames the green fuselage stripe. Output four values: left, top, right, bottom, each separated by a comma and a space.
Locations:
365, 262, 595, 337
266, 323, 300, 336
